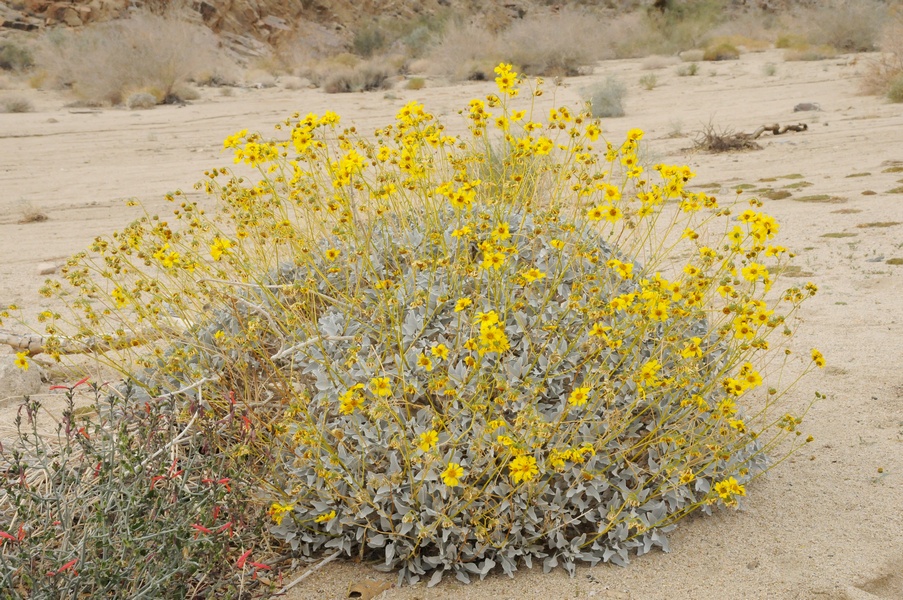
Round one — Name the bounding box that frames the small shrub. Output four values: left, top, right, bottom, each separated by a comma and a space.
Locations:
127, 92, 157, 109
0, 383, 274, 597
680, 49, 705, 62
319, 59, 394, 94
677, 62, 699, 76
0, 40, 33, 72
639, 73, 658, 90
31, 64, 820, 586
584, 76, 627, 118
36, 11, 228, 105
703, 42, 739, 61
17, 201, 46, 222
888, 74, 903, 103
352, 22, 387, 58
775, 33, 806, 49
406, 77, 426, 90
1, 96, 33, 113
763, 63, 777, 76
861, 13, 903, 98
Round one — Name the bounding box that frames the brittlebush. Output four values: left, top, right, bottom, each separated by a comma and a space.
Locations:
33, 64, 823, 585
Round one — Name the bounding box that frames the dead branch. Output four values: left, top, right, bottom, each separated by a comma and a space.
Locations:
694, 122, 808, 153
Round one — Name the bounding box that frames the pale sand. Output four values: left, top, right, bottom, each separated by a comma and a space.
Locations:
1, 49, 901, 599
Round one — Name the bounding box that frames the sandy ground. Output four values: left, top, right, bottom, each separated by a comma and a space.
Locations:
1, 49, 902, 599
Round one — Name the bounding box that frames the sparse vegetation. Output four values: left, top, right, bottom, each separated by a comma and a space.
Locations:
703, 42, 740, 61
584, 76, 627, 118
639, 73, 658, 90
0, 40, 33, 72
35, 10, 228, 105
16, 201, 47, 223
1, 95, 33, 113
405, 76, 426, 90
677, 62, 699, 76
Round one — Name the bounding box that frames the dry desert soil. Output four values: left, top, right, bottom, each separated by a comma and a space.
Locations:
1, 49, 902, 599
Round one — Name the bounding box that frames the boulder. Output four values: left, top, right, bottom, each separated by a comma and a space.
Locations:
0, 353, 46, 401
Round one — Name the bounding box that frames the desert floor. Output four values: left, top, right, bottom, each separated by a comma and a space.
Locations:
1, 49, 902, 599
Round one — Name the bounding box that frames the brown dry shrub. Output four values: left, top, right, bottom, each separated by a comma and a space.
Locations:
426, 21, 503, 81
703, 42, 739, 61
860, 12, 903, 99
36, 11, 229, 105
498, 7, 604, 76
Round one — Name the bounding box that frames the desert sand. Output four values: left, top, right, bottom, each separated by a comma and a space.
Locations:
1, 49, 902, 599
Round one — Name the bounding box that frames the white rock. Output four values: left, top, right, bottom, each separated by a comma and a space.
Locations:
0, 354, 46, 400
36, 262, 58, 275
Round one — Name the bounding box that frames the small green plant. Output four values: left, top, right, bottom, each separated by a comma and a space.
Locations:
584, 76, 627, 118
763, 63, 776, 76
677, 62, 699, 76
639, 73, 658, 90
19, 64, 822, 586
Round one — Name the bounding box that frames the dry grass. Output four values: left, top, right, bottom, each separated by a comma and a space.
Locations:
17, 202, 47, 223
583, 76, 627, 118
427, 21, 502, 81
694, 123, 760, 152
1, 95, 33, 113
36, 10, 229, 105
860, 11, 903, 99
798, 0, 887, 53
703, 42, 740, 61
316, 59, 395, 93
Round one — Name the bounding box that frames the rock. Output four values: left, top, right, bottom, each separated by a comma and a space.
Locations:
0, 354, 46, 400
36, 262, 58, 275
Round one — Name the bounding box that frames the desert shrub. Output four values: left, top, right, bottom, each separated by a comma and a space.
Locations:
321, 59, 394, 93
127, 91, 157, 109
887, 74, 903, 103
861, 11, 903, 98
0, 40, 33, 72
1, 96, 33, 113
677, 62, 699, 76
427, 21, 502, 81
584, 76, 627, 118
0, 382, 275, 597
498, 7, 603, 76
703, 42, 739, 61
642, 55, 677, 70
800, 0, 887, 53
21, 64, 821, 586
406, 77, 426, 90
35, 11, 227, 105
639, 73, 658, 90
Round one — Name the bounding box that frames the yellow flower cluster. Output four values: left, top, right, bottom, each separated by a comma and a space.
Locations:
475, 310, 510, 356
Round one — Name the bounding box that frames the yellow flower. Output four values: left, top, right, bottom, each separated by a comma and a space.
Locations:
441, 462, 464, 486
325, 248, 341, 261
626, 128, 644, 142
509, 455, 539, 484
550, 239, 565, 250
338, 385, 365, 414
681, 337, 703, 358
454, 297, 472, 312
741, 262, 767, 282
210, 237, 232, 261
418, 430, 438, 452
13, 351, 28, 371
714, 477, 746, 501
269, 502, 295, 525
417, 353, 434, 372
811, 348, 825, 368
315, 510, 337, 523
568, 386, 591, 406
492, 222, 511, 241
370, 377, 392, 397
475, 311, 499, 327
451, 226, 472, 238
522, 268, 545, 283
480, 251, 506, 270
431, 344, 450, 360
587, 205, 605, 221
